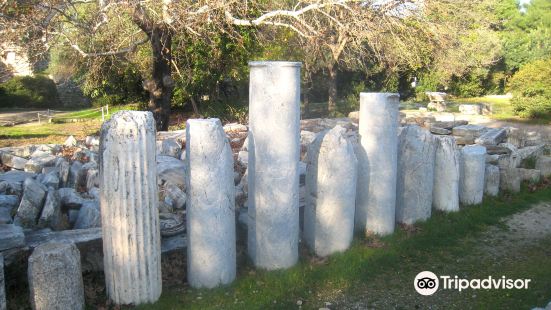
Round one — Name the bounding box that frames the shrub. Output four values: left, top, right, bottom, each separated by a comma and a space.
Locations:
0, 75, 60, 108
508, 58, 551, 118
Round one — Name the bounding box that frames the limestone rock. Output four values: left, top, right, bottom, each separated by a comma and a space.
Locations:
433, 136, 460, 212
452, 124, 488, 138
304, 126, 357, 256
66, 161, 83, 189
0, 207, 12, 224
41, 171, 59, 189
186, 118, 236, 288
484, 165, 500, 197
85, 168, 99, 191
459, 145, 486, 205
164, 184, 186, 210
518, 144, 545, 161
57, 159, 70, 187
0, 171, 35, 183
74, 202, 101, 229
500, 168, 521, 193
396, 125, 436, 224
237, 150, 248, 166
459, 104, 482, 115
519, 168, 541, 183
24, 155, 56, 173
85, 136, 100, 147
535, 156, 551, 177
0, 195, 19, 211
430, 126, 451, 135
475, 128, 507, 146
0, 152, 28, 170
38, 188, 63, 230
58, 188, 86, 208
156, 138, 182, 158
0, 224, 25, 251
14, 178, 47, 228
64, 135, 78, 147
28, 242, 84, 310
157, 155, 185, 187
99, 111, 161, 304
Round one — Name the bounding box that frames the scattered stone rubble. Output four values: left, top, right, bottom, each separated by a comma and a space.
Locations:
1, 103, 550, 307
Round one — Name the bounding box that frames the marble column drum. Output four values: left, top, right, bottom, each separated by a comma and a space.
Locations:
459, 145, 487, 205
186, 118, 236, 288
396, 125, 436, 224
247, 61, 301, 270
99, 111, 161, 305
304, 125, 357, 256
355, 92, 399, 235
433, 135, 460, 212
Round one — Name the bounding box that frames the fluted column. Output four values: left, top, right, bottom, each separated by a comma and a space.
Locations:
186, 119, 236, 288
433, 136, 460, 212
99, 111, 161, 305
355, 93, 399, 235
248, 61, 301, 270
304, 125, 357, 256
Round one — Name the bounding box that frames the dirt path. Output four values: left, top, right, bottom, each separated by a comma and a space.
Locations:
0, 109, 59, 126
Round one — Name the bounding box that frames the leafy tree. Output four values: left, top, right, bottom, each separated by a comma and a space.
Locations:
508, 57, 551, 118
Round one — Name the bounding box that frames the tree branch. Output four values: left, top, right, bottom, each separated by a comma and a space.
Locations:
66, 36, 148, 57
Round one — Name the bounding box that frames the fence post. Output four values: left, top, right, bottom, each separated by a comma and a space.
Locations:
38, 113, 41, 124
101, 107, 105, 121
106, 104, 109, 116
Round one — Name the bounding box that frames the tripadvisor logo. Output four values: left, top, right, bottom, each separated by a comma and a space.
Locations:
414, 271, 531, 296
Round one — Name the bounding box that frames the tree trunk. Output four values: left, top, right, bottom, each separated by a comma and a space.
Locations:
303, 90, 310, 118
145, 26, 174, 131
327, 63, 338, 115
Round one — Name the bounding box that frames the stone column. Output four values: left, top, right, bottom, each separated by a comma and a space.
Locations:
0, 255, 5, 310
433, 136, 460, 212
304, 126, 357, 257
396, 125, 436, 224
355, 93, 399, 235
484, 165, 500, 196
28, 242, 84, 310
248, 61, 301, 269
99, 111, 161, 304
459, 145, 487, 205
185, 119, 236, 288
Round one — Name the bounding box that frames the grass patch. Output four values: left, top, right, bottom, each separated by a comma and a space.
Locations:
0, 104, 137, 147
51, 104, 137, 122
137, 185, 551, 309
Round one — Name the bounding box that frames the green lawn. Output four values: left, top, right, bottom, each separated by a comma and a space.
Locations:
0, 104, 136, 147
136, 185, 551, 310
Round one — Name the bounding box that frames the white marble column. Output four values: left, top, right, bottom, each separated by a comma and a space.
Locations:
28, 242, 84, 310
99, 111, 161, 304
459, 145, 487, 205
355, 93, 399, 235
304, 125, 357, 257
248, 61, 301, 269
484, 164, 500, 196
186, 119, 236, 288
433, 136, 460, 212
396, 125, 436, 224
